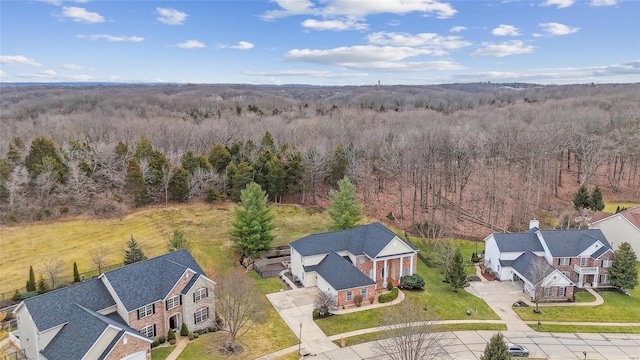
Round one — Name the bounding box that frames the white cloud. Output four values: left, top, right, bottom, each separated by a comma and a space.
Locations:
60, 64, 83, 70
285, 45, 464, 72
471, 41, 535, 57
532, 33, 543, 38
541, 0, 575, 8
38, 0, 90, 5
245, 70, 368, 78
0, 70, 7, 78
78, 34, 145, 42
39, 69, 57, 76
262, 0, 457, 20
492, 24, 521, 36
231, 41, 255, 50
539, 22, 579, 35
450, 26, 467, 33
367, 32, 471, 52
301, 18, 367, 31
0, 55, 42, 67
156, 8, 188, 25
60, 7, 105, 23
177, 40, 205, 49
590, 0, 618, 6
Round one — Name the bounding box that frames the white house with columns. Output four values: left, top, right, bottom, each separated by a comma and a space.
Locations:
289, 222, 419, 306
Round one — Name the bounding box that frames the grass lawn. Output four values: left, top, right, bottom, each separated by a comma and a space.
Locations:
529, 324, 640, 333
602, 202, 638, 214
333, 323, 507, 347
151, 345, 175, 360
574, 290, 596, 303
315, 261, 499, 336
176, 331, 297, 360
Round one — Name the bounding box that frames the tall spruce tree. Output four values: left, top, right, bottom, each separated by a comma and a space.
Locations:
480, 333, 511, 360
572, 185, 590, 211
230, 161, 253, 201
123, 235, 147, 265
328, 176, 362, 230
445, 248, 468, 291
589, 186, 605, 211
230, 182, 275, 257
73, 262, 80, 283
609, 242, 638, 291
125, 157, 149, 206
26, 266, 36, 292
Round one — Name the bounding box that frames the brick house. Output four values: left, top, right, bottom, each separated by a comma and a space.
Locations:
483, 220, 614, 302
12, 249, 215, 360
289, 222, 419, 307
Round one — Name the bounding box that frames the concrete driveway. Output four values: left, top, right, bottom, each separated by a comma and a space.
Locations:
466, 281, 532, 331
266, 287, 339, 355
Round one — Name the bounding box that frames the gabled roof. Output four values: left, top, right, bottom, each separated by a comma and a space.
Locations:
102, 249, 206, 311
590, 211, 613, 223
511, 251, 554, 284
538, 229, 611, 257
21, 278, 115, 332
592, 206, 640, 230
40, 304, 146, 360
290, 222, 417, 258
315, 252, 376, 291
491, 233, 544, 252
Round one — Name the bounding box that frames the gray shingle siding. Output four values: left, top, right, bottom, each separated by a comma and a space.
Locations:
316, 252, 376, 290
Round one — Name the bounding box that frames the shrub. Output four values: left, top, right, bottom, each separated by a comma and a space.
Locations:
167, 329, 176, 341
158, 336, 166, 344
169, 339, 176, 345
188, 333, 195, 340
12, 290, 22, 301
471, 252, 480, 263
386, 279, 393, 291
353, 294, 363, 307
151, 341, 160, 348
193, 332, 200, 339
399, 274, 425, 289
59, 206, 69, 215
378, 288, 399, 303
180, 323, 189, 337
205, 188, 226, 202
7, 213, 17, 222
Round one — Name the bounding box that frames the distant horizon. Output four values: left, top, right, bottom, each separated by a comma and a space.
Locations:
1, 1, 638, 85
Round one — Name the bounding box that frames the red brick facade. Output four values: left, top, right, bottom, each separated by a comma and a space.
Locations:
552, 251, 613, 287
104, 334, 151, 360
336, 285, 376, 307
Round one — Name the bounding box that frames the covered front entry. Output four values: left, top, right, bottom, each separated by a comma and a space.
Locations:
168, 313, 182, 331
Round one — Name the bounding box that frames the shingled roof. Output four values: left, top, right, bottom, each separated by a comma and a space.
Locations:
315, 252, 376, 290
492, 233, 544, 253
102, 249, 206, 311
538, 229, 611, 257
591, 206, 640, 229
511, 251, 555, 284
290, 222, 417, 258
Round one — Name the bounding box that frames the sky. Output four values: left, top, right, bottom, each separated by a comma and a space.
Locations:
0, 0, 638, 85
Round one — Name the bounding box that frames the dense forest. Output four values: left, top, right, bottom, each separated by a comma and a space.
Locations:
1, 82, 639, 237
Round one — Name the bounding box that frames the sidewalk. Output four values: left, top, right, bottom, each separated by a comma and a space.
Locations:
164, 336, 188, 360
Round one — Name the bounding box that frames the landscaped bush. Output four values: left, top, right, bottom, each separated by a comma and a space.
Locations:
158, 336, 166, 344
151, 341, 160, 348
169, 339, 176, 345
193, 332, 199, 339
353, 294, 363, 307
399, 274, 425, 289
386, 278, 393, 291
188, 333, 195, 340
12, 290, 22, 301
167, 329, 176, 341
378, 288, 399, 303
180, 323, 189, 336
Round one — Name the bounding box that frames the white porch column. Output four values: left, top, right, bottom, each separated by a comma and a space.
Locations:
399, 256, 404, 278
383, 259, 388, 287
578, 273, 583, 288
593, 269, 599, 288
373, 260, 377, 283
410, 254, 414, 275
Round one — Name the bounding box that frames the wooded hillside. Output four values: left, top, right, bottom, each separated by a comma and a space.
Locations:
1, 83, 639, 237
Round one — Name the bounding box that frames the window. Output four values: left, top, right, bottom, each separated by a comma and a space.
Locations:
579, 257, 588, 267
561, 271, 571, 279
558, 287, 566, 297
193, 287, 208, 302
600, 274, 609, 284
358, 256, 366, 265
361, 287, 368, 298
194, 307, 209, 324
166, 295, 181, 310
137, 304, 154, 319
559, 258, 570, 266
542, 287, 550, 297
140, 324, 156, 338
346, 290, 353, 302
603, 259, 612, 268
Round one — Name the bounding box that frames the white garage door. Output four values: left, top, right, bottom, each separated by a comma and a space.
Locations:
120, 351, 146, 360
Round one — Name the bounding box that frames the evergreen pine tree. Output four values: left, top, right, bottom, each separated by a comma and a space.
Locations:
609, 242, 638, 291
125, 157, 149, 206
285, 149, 304, 196
73, 261, 80, 283
26, 266, 36, 292
169, 167, 190, 201
208, 143, 232, 174
230, 161, 253, 201
589, 186, 605, 211
266, 155, 286, 202
124, 235, 147, 265
481, 333, 511, 360
168, 229, 188, 251
329, 144, 348, 186
230, 182, 275, 257
37, 275, 50, 294
572, 185, 590, 211
446, 248, 468, 291
327, 177, 362, 230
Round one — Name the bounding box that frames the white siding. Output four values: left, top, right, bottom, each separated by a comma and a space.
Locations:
316, 275, 337, 300
83, 326, 120, 359
183, 277, 215, 332
591, 216, 640, 254
15, 304, 41, 360
578, 241, 606, 257
302, 254, 328, 267
302, 271, 317, 287
289, 247, 304, 283
377, 236, 414, 257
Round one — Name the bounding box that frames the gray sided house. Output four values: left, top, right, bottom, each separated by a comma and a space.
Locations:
484, 221, 614, 302
12, 249, 216, 360
289, 222, 419, 307
590, 206, 640, 255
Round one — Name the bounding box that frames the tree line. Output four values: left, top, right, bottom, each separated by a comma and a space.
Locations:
1, 83, 639, 234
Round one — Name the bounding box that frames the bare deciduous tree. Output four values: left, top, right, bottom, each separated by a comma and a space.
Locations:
313, 289, 337, 316
373, 300, 448, 360
42, 258, 64, 289
91, 244, 111, 274
527, 255, 553, 314
215, 269, 266, 352
5, 165, 29, 213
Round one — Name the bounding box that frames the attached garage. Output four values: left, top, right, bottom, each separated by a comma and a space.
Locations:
120, 351, 147, 360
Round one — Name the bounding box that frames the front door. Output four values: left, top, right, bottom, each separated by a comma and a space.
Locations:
169, 314, 181, 331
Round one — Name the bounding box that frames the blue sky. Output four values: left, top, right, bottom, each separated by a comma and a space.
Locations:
1, 0, 638, 85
